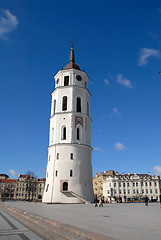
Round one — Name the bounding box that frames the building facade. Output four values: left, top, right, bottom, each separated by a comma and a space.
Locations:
0, 178, 17, 200
93, 170, 115, 197
102, 172, 160, 202
0, 174, 45, 201
42, 48, 94, 203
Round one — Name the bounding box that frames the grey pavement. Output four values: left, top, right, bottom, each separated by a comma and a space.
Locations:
0, 208, 44, 240
2, 201, 161, 240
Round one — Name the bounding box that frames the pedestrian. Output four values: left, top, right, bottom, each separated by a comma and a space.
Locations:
144, 195, 148, 206
94, 195, 98, 207
160, 194, 161, 209
99, 195, 103, 207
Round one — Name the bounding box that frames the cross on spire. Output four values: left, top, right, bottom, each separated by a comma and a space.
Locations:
70, 40, 75, 49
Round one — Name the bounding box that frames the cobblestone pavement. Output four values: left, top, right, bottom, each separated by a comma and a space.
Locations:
1, 201, 161, 240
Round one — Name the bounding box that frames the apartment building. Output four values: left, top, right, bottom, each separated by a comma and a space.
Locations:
102, 172, 160, 202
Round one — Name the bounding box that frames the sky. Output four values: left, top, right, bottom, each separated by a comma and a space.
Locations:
0, 0, 161, 179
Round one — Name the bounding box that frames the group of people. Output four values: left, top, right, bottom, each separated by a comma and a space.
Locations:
145, 194, 161, 207
94, 194, 161, 208
94, 194, 103, 207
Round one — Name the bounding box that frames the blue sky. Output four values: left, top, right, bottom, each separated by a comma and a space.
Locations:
0, 0, 161, 179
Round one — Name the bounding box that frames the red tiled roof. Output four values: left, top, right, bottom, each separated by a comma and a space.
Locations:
38, 178, 46, 181
0, 179, 17, 183
18, 175, 27, 178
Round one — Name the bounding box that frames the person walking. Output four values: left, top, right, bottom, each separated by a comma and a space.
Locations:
145, 195, 148, 206
99, 195, 103, 207
94, 195, 98, 207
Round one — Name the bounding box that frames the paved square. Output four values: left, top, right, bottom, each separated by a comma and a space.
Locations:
2, 201, 161, 240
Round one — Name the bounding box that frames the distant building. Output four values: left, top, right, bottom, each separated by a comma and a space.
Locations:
102, 171, 160, 202
0, 174, 46, 201
0, 178, 17, 199
93, 170, 115, 197
0, 174, 9, 179
16, 175, 46, 201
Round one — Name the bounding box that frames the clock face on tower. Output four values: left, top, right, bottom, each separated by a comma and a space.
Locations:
76, 75, 82, 81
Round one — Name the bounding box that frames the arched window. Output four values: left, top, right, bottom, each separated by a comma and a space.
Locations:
64, 76, 69, 86
63, 182, 68, 191
87, 102, 89, 116
62, 126, 66, 140
77, 127, 80, 140
53, 100, 56, 114
62, 96, 67, 111
76, 97, 81, 112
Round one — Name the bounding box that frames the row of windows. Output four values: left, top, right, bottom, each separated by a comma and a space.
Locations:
51, 125, 82, 143
56, 153, 73, 160
53, 97, 89, 115
55, 170, 73, 177
56, 76, 87, 88
16, 188, 42, 192
107, 189, 158, 195
48, 153, 73, 161
109, 182, 158, 187
16, 193, 37, 197
46, 181, 69, 192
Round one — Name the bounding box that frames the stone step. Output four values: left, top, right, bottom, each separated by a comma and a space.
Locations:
0, 203, 113, 240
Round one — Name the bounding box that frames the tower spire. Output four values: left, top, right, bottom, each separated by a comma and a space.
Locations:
69, 47, 75, 63
64, 47, 80, 70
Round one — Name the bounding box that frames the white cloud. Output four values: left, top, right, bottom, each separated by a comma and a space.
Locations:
104, 79, 109, 85
93, 147, 105, 153
9, 169, 19, 177
0, 9, 19, 39
153, 166, 161, 176
116, 74, 132, 88
114, 142, 126, 151
112, 107, 120, 117
138, 48, 160, 66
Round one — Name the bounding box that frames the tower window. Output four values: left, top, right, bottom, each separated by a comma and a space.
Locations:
63, 182, 68, 191
62, 126, 66, 140
70, 170, 73, 177
53, 100, 56, 114
57, 153, 59, 159
70, 153, 73, 159
87, 102, 89, 116
62, 96, 67, 111
56, 170, 58, 177
77, 128, 80, 140
64, 76, 69, 86
46, 184, 49, 192
76, 97, 81, 112
51, 128, 54, 143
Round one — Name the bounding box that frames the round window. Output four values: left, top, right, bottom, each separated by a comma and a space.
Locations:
76, 75, 82, 81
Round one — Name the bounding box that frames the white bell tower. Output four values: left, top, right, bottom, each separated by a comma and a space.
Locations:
42, 48, 94, 203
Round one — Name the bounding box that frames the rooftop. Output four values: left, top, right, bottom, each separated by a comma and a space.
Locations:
63, 48, 81, 70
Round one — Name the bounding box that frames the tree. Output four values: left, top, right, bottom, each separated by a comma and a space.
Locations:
25, 171, 37, 201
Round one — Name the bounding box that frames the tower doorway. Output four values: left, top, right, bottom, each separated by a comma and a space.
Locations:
63, 182, 68, 191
